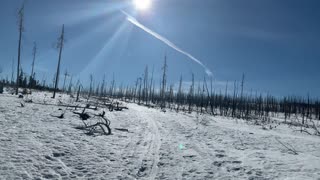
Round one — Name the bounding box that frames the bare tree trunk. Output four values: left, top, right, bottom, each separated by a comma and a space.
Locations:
240, 73, 245, 118
224, 81, 229, 116
100, 74, 105, 97
109, 74, 115, 97
52, 24, 65, 98
88, 74, 93, 100
149, 66, 154, 105
177, 75, 183, 111
209, 77, 215, 115
203, 76, 210, 113
133, 78, 139, 103
30, 41, 37, 88
16, 4, 24, 95
188, 73, 194, 113
76, 84, 81, 102
161, 55, 167, 108
62, 70, 69, 92
138, 78, 142, 104
143, 65, 149, 104
11, 58, 15, 85
67, 75, 73, 94
232, 81, 238, 118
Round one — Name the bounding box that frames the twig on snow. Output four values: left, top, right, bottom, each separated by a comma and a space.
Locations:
275, 137, 298, 155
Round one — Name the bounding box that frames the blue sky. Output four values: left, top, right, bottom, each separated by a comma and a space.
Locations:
0, 0, 320, 97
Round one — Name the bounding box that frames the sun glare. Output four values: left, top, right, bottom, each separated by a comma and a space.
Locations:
133, 0, 152, 11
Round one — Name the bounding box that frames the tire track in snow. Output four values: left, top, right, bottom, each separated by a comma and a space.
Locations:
129, 105, 162, 179
148, 116, 161, 179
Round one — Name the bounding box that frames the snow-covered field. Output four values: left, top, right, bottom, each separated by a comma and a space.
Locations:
0, 90, 320, 180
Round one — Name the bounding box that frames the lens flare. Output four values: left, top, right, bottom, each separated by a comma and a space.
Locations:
133, 0, 151, 11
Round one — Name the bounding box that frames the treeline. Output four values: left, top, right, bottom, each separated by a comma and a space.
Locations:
107, 78, 320, 124
0, 72, 56, 92
74, 58, 320, 126
1, 53, 320, 126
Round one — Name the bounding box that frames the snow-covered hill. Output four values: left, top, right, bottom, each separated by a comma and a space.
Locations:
0, 91, 320, 179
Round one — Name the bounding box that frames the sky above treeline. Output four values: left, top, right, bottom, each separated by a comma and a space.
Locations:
0, 0, 320, 97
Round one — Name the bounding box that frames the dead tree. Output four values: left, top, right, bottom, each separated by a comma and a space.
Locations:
109, 74, 115, 97
138, 77, 142, 104
223, 81, 229, 116
16, 4, 24, 95
67, 75, 73, 94
11, 58, 15, 85
0, 67, 3, 94
240, 73, 245, 118
200, 79, 206, 114
29, 41, 37, 88
133, 77, 139, 103
75, 109, 111, 135
73, 108, 90, 120
203, 76, 210, 113
161, 55, 168, 109
95, 83, 100, 96
62, 70, 69, 92
88, 74, 93, 100
100, 74, 106, 97
187, 73, 195, 113
176, 75, 183, 111
52, 24, 65, 99
143, 65, 149, 104
209, 77, 216, 115
88, 112, 111, 135
168, 84, 174, 109
76, 84, 81, 102
231, 81, 238, 118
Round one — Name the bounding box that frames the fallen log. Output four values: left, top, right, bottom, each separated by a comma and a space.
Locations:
115, 128, 129, 132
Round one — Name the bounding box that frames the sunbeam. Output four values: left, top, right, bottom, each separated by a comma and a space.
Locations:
78, 20, 131, 78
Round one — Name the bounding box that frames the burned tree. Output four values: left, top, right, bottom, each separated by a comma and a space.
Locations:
16, 4, 24, 95
62, 70, 69, 92
176, 75, 183, 111
143, 65, 149, 104
52, 24, 65, 99
29, 41, 37, 88
11, 58, 15, 85
160, 55, 168, 109
187, 73, 195, 113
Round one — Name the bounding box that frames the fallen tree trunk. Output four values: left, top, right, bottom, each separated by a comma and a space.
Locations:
86, 122, 111, 135
31, 102, 102, 110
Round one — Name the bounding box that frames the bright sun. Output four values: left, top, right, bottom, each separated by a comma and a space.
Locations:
133, 0, 152, 11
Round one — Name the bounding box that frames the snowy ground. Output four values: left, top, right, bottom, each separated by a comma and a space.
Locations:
0, 90, 320, 180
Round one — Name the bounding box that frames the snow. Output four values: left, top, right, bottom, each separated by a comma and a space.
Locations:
1, 90, 320, 179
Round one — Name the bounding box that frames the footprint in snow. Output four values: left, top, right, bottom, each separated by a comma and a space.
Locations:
215, 154, 225, 158
52, 152, 65, 157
